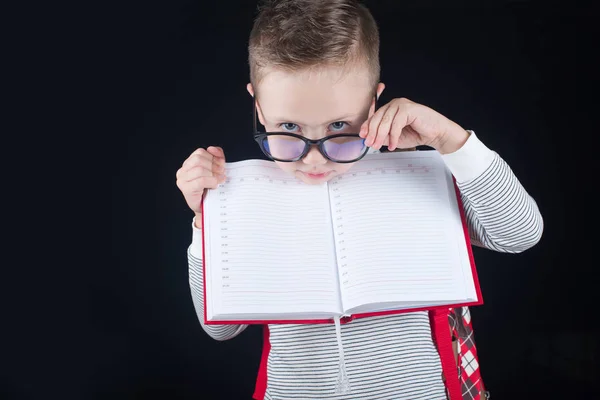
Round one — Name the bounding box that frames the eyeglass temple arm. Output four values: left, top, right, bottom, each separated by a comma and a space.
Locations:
253, 96, 258, 133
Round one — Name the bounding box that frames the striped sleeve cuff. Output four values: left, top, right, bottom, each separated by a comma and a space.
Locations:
440, 131, 496, 183
191, 216, 203, 259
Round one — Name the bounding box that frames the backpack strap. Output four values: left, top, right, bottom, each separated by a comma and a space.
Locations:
430, 308, 462, 400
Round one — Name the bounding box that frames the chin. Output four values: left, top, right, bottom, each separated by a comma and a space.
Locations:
295, 170, 336, 184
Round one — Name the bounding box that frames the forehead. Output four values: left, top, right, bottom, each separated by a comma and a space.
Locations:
257, 65, 373, 122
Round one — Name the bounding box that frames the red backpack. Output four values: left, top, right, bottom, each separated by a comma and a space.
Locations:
433, 307, 489, 400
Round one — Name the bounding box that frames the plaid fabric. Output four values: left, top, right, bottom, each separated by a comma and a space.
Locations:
448, 307, 487, 400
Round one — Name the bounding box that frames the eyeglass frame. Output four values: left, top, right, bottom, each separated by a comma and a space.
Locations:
252, 96, 377, 163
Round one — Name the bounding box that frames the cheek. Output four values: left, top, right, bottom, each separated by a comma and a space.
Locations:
274, 161, 298, 173
332, 162, 355, 175
319, 162, 356, 182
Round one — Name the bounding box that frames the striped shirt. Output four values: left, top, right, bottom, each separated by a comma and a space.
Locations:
188, 132, 543, 399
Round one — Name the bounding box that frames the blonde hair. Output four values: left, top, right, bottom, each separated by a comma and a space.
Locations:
248, 0, 380, 93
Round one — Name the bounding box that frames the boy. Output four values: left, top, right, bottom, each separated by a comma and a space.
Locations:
175, 1, 544, 399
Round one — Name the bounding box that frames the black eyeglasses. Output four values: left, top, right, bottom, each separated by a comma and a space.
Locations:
252, 98, 374, 163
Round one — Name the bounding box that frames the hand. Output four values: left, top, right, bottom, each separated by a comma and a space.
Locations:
359, 98, 470, 154
176, 146, 226, 215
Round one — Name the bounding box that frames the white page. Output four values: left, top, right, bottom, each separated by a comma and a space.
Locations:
204, 160, 342, 321
328, 151, 477, 313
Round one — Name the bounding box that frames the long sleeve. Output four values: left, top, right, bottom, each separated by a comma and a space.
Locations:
188, 217, 248, 341
441, 131, 544, 253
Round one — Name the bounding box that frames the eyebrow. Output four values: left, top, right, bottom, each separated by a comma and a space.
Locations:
269, 114, 360, 126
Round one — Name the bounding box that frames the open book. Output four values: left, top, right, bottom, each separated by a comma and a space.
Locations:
201, 150, 482, 325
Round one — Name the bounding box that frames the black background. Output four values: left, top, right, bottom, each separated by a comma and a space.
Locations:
5, 1, 599, 399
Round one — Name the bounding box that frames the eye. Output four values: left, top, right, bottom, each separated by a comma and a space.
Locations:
330, 121, 348, 131
279, 123, 299, 132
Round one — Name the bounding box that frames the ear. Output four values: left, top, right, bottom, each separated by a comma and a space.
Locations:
247, 83, 266, 126
376, 82, 386, 100
369, 82, 386, 116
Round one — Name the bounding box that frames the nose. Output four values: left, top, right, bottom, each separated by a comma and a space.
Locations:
302, 145, 327, 165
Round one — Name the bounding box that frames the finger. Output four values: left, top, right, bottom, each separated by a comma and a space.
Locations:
189, 147, 215, 165
372, 106, 399, 150
179, 154, 220, 179
387, 129, 402, 152
364, 104, 390, 147
206, 147, 227, 177
182, 149, 210, 169
188, 176, 221, 192
182, 149, 221, 171
389, 110, 413, 150
206, 146, 226, 162
180, 165, 217, 183
206, 146, 226, 178
206, 147, 227, 181
387, 131, 400, 152
359, 119, 369, 138
387, 110, 408, 151
178, 171, 226, 194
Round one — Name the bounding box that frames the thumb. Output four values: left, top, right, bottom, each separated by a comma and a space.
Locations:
206, 146, 226, 161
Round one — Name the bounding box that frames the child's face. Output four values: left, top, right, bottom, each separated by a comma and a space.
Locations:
250, 65, 383, 185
